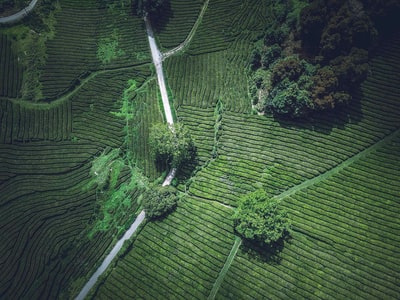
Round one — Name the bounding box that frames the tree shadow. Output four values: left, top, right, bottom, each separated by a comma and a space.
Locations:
150, 1, 173, 34
274, 86, 364, 136
240, 233, 292, 265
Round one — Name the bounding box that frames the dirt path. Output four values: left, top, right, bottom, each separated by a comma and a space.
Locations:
162, 0, 210, 59
0, 0, 38, 24
208, 236, 242, 300
274, 127, 400, 201
145, 16, 174, 125
75, 211, 146, 300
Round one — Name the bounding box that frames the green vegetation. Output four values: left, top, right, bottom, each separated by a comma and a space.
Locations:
249, 0, 400, 118
0, 0, 59, 101
97, 29, 125, 65
149, 122, 195, 168
0, 0, 29, 15
87, 149, 147, 238
142, 185, 178, 219
1, 0, 400, 299
0, 33, 23, 97
91, 198, 236, 299
233, 189, 290, 246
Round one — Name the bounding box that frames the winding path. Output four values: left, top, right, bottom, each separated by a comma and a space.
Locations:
162, 0, 210, 59
0, 0, 38, 24
75, 12, 189, 300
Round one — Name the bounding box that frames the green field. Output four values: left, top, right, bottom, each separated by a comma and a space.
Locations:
0, 0, 399, 299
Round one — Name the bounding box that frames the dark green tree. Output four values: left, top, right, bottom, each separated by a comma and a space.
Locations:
233, 189, 291, 246
143, 185, 178, 220
149, 122, 195, 168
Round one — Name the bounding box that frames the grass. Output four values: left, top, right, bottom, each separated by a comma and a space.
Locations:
97, 29, 125, 65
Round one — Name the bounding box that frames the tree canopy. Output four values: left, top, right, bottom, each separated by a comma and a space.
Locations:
149, 122, 195, 168
142, 185, 178, 220
248, 0, 400, 118
232, 189, 291, 246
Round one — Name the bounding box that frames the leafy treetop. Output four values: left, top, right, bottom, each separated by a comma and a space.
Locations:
233, 189, 291, 246
149, 122, 195, 168
142, 185, 178, 220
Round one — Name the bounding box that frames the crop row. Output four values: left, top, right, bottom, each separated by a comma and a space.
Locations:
40, 0, 102, 99
218, 132, 400, 300
41, 0, 150, 100
70, 69, 144, 150
0, 34, 23, 98
128, 79, 163, 180
166, 49, 250, 113
176, 105, 215, 179
95, 3, 150, 69
154, 0, 204, 50
186, 0, 265, 55
186, 34, 400, 207
92, 197, 235, 299
0, 141, 98, 184
0, 99, 72, 143
164, 0, 269, 114
0, 65, 148, 298
0, 158, 100, 299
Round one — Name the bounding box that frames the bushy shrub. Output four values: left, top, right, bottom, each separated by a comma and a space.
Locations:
149, 123, 195, 168
261, 44, 282, 69
143, 186, 178, 220
233, 189, 291, 246
267, 79, 313, 118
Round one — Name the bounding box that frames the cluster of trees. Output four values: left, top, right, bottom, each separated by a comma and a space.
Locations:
149, 122, 195, 169
233, 189, 291, 246
249, 0, 400, 118
142, 185, 178, 220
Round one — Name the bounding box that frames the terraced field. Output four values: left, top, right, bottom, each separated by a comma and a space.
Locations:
0, 33, 23, 98
90, 197, 235, 299
217, 131, 400, 299
129, 78, 164, 179
153, 0, 204, 49
40, 0, 150, 100
187, 38, 400, 206
0, 0, 153, 297
0, 0, 399, 299
165, 0, 268, 113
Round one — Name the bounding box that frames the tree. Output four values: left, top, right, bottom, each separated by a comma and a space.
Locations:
232, 189, 291, 246
142, 185, 178, 220
149, 122, 195, 168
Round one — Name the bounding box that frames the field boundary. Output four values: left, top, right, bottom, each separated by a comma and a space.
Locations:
162, 0, 210, 59
275, 127, 400, 200
208, 236, 242, 300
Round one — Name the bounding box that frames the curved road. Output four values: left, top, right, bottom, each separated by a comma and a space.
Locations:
0, 0, 39, 24
75, 211, 146, 300
76, 17, 179, 300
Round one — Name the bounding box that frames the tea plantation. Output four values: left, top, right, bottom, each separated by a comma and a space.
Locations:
0, 0, 399, 299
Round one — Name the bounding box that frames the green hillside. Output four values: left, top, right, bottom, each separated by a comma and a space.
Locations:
0, 0, 399, 299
